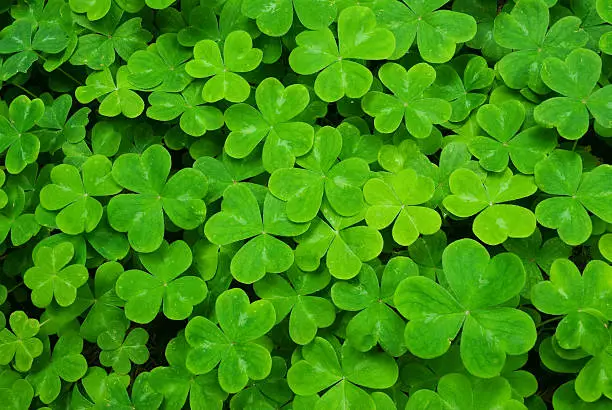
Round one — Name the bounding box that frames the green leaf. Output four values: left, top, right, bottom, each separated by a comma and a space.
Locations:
0, 311, 43, 372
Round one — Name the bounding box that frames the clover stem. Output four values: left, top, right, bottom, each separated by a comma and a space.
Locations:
536, 316, 562, 329
571, 140, 578, 151
7, 281, 23, 293
11, 83, 38, 99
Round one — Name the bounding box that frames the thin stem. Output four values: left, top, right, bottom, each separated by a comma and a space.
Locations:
12, 83, 38, 99
7, 282, 23, 293
536, 316, 563, 329
571, 140, 578, 151
57, 67, 83, 86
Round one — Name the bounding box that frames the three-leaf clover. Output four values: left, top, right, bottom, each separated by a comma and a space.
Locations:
269, 126, 370, 222
362, 63, 452, 138
24, 242, 89, 308
286, 337, 398, 410
0, 311, 43, 372
394, 238, 537, 377
534, 48, 612, 139
0, 182, 40, 246
98, 327, 150, 374
493, 0, 588, 93
254, 266, 335, 345
0, 95, 44, 174
224, 77, 314, 172
36, 94, 91, 152
107, 144, 208, 252
534, 150, 612, 245
185, 288, 276, 393
204, 183, 309, 283
331, 258, 418, 356
363, 168, 442, 246
443, 168, 538, 245
470, 100, 557, 173
185, 30, 262, 103
242, 0, 336, 36
532, 259, 612, 356
115, 240, 207, 323
39, 156, 121, 234
288, 6, 395, 102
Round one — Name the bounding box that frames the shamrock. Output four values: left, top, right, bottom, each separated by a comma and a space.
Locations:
363, 168, 442, 246
24, 242, 89, 308
0, 182, 40, 246
493, 0, 588, 93
503, 228, 572, 298
185, 30, 262, 103
443, 168, 538, 245
0, 311, 43, 372
336, 121, 383, 164
75, 66, 145, 118
27, 334, 88, 404
224, 77, 314, 172
288, 6, 395, 102
370, 0, 476, 62
242, 0, 336, 36
115, 240, 207, 324
0, 374, 33, 410
0, 95, 44, 174
269, 126, 370, 222
406, 373, 528, 410
107, 144, 208, 252
407, 230, 446, 281
425, 56, 494, 122
98, 328, 149, 374
553, 380, 611, 410
39, 156, 121, 234
148, 334, 226, 410
36, 94, 91, 152
127, 33, 192, 92
534, 48, 612, 139
294, 201, 384, 280
80, 262, 129, 342
70, 18, 152, 70
574, 331, 612, 403
204, 184, 309, 283
331, 258, 418, 356
254, 265, 336, 345
286, 337, 398, 410
470, 100, 557, 173
185, 288, 276, 393
362, 63, 451, 138
0, 19, 69, 81
230, 356, 293, 409
69, 0, 112, 21
532, 259, 612, 356
534, 150, 612, 245
394, 238, 537, 377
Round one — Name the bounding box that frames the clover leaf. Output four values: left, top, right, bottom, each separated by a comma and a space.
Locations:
107, 144, 208, 252
75, 66, 145, 118
534, 149, 612, 245
289, 6, 395, 102
0, 95, 44, 174
362, 62, 452, 138
535, 48, 612, 139
493, 0, 588, 93
394, 238, 537, 377
294, 201, 383, 280
230, 355, 293, 409
364, 168, 441, 246
254, 266, 335, 345
406, 373, 528, 410
69, 0, 111, 21
27, 334, 88, 404
443, 168, 538, 245
331, 258, 418, 356
115, 240, 207, 323
470, 100, 557, 173
186, 30, 262, 103
0, 311, 43, 372
185, 288, 276, 393
0, 374, 33, 410
532, 259, 612, 356
39, 157, 120, 234
205, 183, 309, 283
70, 18, 152, 70
269, 126, 370, 222
147, 81, 224, 136
242, 0, 336, 36
574, 332, 612, 403
0, 182, 40, 246
24, 242, 88, 308
98, 327, 149, 374
36, 94, 91, 152
553, 380, 611, 410
371, 0, 477, 63
287, 337, 398, 410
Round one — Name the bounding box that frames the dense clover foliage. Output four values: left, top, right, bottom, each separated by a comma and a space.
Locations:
0, 0, 611, 408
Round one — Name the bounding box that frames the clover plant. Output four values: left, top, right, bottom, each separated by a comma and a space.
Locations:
0, 0, 611, 409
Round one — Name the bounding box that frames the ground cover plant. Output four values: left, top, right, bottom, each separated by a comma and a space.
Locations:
0, 0, 611, 408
